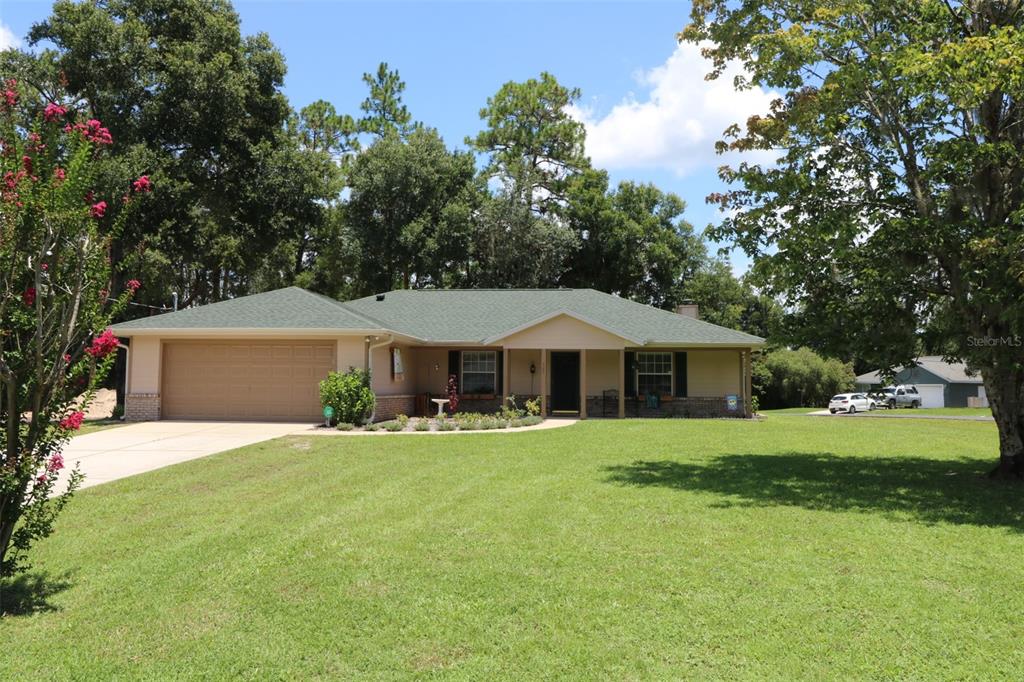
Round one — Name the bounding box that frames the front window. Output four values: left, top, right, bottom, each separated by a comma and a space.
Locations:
462, 351, 496, 394
636, 352, 672, 396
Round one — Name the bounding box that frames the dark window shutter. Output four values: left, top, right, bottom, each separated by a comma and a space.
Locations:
675, 352, 688, 397
495, 350, 504, 396
448, 350, 460, 392
624, 351, 636, 397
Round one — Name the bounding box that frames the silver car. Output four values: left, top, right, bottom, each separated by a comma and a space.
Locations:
829, 393, 876, 414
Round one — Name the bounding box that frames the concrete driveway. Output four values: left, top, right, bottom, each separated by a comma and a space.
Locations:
57, 421, 308, 490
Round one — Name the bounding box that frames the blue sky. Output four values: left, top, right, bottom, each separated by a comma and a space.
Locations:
1, 1, 776, 273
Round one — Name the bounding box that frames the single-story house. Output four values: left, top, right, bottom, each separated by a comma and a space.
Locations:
111, 287, 765, 422
854, 356, 987, 408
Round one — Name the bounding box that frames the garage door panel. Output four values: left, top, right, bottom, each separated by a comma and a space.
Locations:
163, 341, 334, 421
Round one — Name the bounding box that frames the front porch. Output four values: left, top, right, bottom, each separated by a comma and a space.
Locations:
370, 344, 755, 421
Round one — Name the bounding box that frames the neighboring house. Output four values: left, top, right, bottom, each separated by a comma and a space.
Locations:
111, 287, 764, 422
855, 356, 987, 408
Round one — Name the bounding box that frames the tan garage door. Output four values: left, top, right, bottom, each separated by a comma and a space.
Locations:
162, 341, 335, 421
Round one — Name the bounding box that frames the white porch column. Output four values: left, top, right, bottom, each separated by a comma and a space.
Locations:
618, 349, 626, 418
540, 349, 547, 417
579, 349, 588, 418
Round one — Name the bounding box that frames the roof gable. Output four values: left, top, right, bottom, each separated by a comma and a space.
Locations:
346, 288, 765, 346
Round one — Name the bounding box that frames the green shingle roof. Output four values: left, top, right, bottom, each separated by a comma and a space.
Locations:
113, 286, 764, 347
349, 288, 762, 346
111, 287, 382, 332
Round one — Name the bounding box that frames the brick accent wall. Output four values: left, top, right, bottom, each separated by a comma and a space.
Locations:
126, 393, 161, 422
373, 394, 416, 422
585, 395, 750, 419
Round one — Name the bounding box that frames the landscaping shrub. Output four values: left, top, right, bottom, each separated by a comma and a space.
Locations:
437, 418, 457, 431
364, 422, 381, 432
395, 414, 410, 428
319, 368, 375, 425
754, 347, 855, 409
413, 419, 430, 431
382, 420, 405, 432
499, 395, 526, 421
520, 415, 543, 426
525, 397, 541, 416
509, 418, 525, 428
336, 422, 355, 431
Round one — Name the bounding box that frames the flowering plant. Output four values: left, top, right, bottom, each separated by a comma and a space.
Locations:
446, 374, 460, 415
0, 81, 151, 577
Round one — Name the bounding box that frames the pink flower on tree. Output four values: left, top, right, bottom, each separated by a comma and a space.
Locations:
69, 119, 113, 145
43, 103, 67, 122
21, 155, 32, 173
23, 287, 36, 307
2, 79, 16, 109
132, 175, 152, 193
53, 167, 66, 182
47, 454, 65, 472
126, 279, 141, 292
59, 412, 85, 430
90, 201, 107, 219
36, 474, 48, 486
62, 353, 71, 364
85, 328, 119, 358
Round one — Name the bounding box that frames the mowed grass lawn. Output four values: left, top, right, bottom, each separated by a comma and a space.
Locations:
3, 417, 1023, 679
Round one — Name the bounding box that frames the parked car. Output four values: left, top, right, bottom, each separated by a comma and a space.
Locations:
829, 393, 876, 414
873, 385, 921, 409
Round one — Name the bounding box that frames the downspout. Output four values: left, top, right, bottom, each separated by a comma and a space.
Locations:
366, 334, 393, 423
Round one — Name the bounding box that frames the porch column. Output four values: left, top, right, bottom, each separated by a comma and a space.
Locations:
502, 348, 510, 403
540, 349, 547, 417
618, 349, 625, 418
579, 349, 587, 419
744, 349, 754, 417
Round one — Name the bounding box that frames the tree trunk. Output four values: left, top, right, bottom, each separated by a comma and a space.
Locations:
982, 365, 1024, 479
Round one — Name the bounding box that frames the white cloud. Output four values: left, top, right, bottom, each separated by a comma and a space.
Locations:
570, 42, 779, 176
0, 23, 21, 51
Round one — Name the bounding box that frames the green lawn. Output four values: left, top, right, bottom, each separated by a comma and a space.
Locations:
884, 406, 993, 417
2, 417, 1021, 679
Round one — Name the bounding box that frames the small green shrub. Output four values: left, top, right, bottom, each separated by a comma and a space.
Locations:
478, 418, 499, 430
509, 418, 525, 428
364, 422, 381, 432
336, 422, 355, 431
319, 368, 375, 425
520, 415, 543, 426
395, 414, 409, 428
524, 397, 541, 416
437, 418, 457, 431
498, 395, 526, 421
459, 419, 481, 431
382, 420, 405, 432
413, 419, 430, 431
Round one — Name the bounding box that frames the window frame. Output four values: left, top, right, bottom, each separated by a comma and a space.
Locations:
635, 351, 674, 397
461, 350, 497, 395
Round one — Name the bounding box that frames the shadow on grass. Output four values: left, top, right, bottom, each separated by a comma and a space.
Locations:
604, 452, 1024, 530
0, 571, 73, 616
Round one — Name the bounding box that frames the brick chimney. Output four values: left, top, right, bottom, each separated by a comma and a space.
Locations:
675, 303, 699, 319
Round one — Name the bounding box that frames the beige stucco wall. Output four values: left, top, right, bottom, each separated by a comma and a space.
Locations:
336, 337, 365, 373
686, 350, 742, 397
371, 343, 418, 396
585, 349, 620, 396
500, 314, 628, 350
128, 336, 161, 394
507, 348, 541, 396
415, 347, 449, 395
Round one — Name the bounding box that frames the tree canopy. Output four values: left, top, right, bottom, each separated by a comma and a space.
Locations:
683, 0, 1024, 474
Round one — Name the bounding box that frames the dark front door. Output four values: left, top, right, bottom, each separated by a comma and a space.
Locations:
550, 352, 580, 413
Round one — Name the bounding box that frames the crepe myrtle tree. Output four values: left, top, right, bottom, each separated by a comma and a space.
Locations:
683, 0, 1024, 477
0, 79, 150, 576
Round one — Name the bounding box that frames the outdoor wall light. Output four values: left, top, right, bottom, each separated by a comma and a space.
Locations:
529, 363, 536, 374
